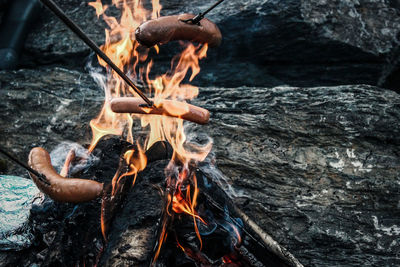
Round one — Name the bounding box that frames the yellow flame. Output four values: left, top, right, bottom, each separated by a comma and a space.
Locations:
88, 0, 214, 258
88, 0, 108, 17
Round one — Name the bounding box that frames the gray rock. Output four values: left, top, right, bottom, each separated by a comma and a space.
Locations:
22, 0, 400, 90
196, 85, 400, 266
0, 67, 103, 176
300, 0, 400, 55
24, 0, 107, 61
0, 175, 40, 251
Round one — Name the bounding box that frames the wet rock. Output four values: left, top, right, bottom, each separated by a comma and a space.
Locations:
22, 0, 400, 90
0, 175, 40, 251
198, 0, 400, 89
196, 85, 400, 266
0, 67, 102, 176
23, 0, 107, 68
379, 45, 400, 91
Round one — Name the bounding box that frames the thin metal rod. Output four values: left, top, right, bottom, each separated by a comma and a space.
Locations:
0, 145, 50, 185
202, 0, 225, 17
38, 0, 153, 107
184, 0, 226, 24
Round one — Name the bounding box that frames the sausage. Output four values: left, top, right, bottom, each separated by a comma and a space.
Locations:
28, 141, 173, 203
59, 148, 75, 177
135, 14, 222, 48
110, 97, 210, 125
28, 147, 103, 203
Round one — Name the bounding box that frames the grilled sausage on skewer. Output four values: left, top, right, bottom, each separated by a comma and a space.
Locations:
110, 97, 210, 125
135, 13, 222, 47
28, 147, 103, 203
28, 142, 173, 203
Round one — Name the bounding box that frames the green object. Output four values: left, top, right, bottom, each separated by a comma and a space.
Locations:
0, 175, 40, 251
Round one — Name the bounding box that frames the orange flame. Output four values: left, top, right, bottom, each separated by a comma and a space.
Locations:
229, 222, 242, 246
88, 0, 212, 261
172, 173, 205, 249
119, 144, 147, 188
88, 0, 151, 151
88, 0, 108, 17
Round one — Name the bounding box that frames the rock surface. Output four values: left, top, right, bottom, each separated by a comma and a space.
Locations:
0, 67, 102, 177
198, 85, 400, 266
1, 68, 400, 266
0, 175, 40, 251
20, 0, 400, 90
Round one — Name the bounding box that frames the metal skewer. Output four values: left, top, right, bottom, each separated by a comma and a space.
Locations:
0, 145, 50, 185
38, 0, 154, 107
181, 0, 226, 25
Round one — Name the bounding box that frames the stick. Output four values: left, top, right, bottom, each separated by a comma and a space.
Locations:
38, 0, 153, 107
0, 145, 50, 185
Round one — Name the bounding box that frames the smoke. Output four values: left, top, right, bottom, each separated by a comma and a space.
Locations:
199, 151, 247, 199
85, 53, 108, 97
50, 141, 99, 176
183, 122, 246, 198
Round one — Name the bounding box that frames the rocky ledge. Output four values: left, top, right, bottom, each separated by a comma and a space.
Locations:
14, 0, 399, 90
199, 84, 400, 266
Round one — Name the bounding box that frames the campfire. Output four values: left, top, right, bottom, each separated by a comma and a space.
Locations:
84, 1, 217, 263
0, 0, 302, 266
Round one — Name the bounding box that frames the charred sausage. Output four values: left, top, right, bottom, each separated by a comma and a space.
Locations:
110, 97, 210, 125
28, 147, 103, 203
135, 14, 222, 47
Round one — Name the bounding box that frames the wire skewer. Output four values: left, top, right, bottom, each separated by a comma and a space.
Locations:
0, 145, 50, 185
38, 0, 154, 107
181, 0, 226, 25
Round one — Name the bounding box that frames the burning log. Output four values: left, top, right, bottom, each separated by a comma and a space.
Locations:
193, 168, 303, 267
99, 180, 166, 266
3, 137, 304, 266
142, 164, 303, 267
232, 208, 303, 267
101, 141, 173, 239
135, 14, 222, 48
